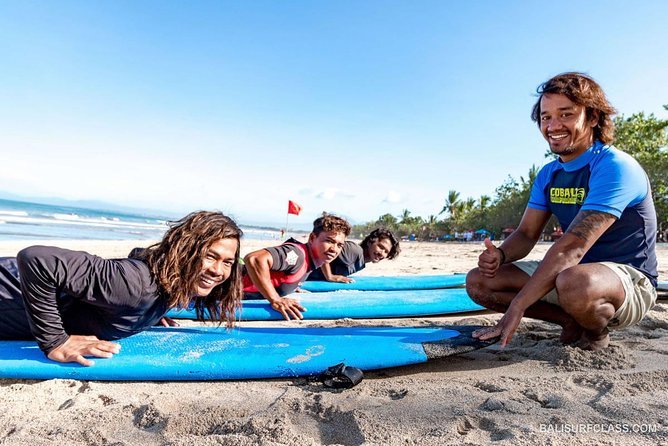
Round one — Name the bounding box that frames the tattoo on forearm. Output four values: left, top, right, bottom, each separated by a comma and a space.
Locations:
566, 210, 614, 241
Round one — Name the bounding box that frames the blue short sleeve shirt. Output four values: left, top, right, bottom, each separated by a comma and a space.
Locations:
528, 141, 658, 285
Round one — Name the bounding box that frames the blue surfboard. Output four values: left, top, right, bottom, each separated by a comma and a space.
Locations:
658, 281, 667, 292
0, 325, 494, 381
301, 274, 466, 292
167, 288, 484, 321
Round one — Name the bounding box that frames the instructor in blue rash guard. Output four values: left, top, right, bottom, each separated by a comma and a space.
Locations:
0, 211, 244, 366
468, 72, 658, 351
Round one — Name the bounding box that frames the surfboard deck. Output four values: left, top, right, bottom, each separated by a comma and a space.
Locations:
301, 274, 466, 292
0, 325, 495, 381
167, 288, 484, 321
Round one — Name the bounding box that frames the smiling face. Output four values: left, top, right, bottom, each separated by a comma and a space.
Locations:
308, 230, 347, 268
539, 93, 597, 162
365, 237, 393, 263
194, 238, 239, 297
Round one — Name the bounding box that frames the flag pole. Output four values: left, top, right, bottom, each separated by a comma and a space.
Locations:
284, 212, 289, 239
285, 200, 301, 240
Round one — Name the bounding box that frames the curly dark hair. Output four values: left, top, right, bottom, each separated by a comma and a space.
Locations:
360, 228, 401, 260
530, 72, 617, 144
140, 211, 243, 327
312, 213, 351, 237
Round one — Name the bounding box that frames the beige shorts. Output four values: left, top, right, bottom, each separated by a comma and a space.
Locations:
513, 260, 657, 329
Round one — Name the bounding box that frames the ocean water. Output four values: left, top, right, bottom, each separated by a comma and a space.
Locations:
0, 198, 280, 241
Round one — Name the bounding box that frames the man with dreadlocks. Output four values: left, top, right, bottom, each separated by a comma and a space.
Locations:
0, 211, 244, 366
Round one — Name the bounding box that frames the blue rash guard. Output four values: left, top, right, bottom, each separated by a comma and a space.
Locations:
528, 140, 658, 287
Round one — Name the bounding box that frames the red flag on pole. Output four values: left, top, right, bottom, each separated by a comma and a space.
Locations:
287, 200, 302, 216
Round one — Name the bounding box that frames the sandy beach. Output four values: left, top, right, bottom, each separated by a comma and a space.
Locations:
1, 239, 667, 445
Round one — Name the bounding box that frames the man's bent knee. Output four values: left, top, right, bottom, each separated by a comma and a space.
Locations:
466, 268, 496, 307
555, 266, 619, 320
555, 268, 592, 314
466, 268, 485, 301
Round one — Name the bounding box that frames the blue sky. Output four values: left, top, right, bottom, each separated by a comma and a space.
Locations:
1, 1, 667, 227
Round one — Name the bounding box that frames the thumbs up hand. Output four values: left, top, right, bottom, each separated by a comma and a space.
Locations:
478, 237, 504, 278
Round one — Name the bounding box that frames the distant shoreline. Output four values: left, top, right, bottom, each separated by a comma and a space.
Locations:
0, 198, 310, 243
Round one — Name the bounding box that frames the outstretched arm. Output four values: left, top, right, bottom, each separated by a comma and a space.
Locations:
244, 249, 306, 320
318, 262, 354, 283
475, 210, 617, 346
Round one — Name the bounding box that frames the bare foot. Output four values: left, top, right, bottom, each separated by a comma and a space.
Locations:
576, 329, 610, 351
559, 321, 583, 345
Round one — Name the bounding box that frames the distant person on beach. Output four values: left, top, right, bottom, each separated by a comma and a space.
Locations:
468, 72, 658, 351
0, 211, 244, 366
306, 228, 401, 283
243, 213, 351, 320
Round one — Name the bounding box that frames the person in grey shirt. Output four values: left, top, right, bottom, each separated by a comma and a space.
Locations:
307, 228, 401, 283
0, 211, 243, 366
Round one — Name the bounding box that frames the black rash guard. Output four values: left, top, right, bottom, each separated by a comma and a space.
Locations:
0, 246, 168, 354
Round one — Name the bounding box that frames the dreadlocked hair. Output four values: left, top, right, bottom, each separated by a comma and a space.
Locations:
141, 211, 243, 327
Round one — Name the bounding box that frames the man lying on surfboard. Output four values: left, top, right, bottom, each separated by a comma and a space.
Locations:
0, 211, 244, 366
468, 72, 658, 351
242, 213, 351, 320
306, 228, 401, 283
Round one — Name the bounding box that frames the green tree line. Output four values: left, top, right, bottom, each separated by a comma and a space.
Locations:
352, 106, 668, 241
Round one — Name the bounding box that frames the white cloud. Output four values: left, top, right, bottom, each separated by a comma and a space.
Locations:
315, 188, 338, 200
382, 190, 402, 204
314, 188, 355, 200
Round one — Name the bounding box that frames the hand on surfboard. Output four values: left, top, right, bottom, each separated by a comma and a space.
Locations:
478, 238, 503, 278
157, 316, 180, 327
472, 304, 524, 348
47, 335, 121, 367
329, 275, 354, 283
270, 296, 306, 320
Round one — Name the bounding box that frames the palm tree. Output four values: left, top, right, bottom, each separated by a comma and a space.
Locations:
520, 165, 540, 188
453, 202, 466, 219
377, 213, 398, 228
478, 195, 491, 210
439, 190, 461, 218
424, 214, 439, 240
465, 198, 476, 213
399, 209, 412, 224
